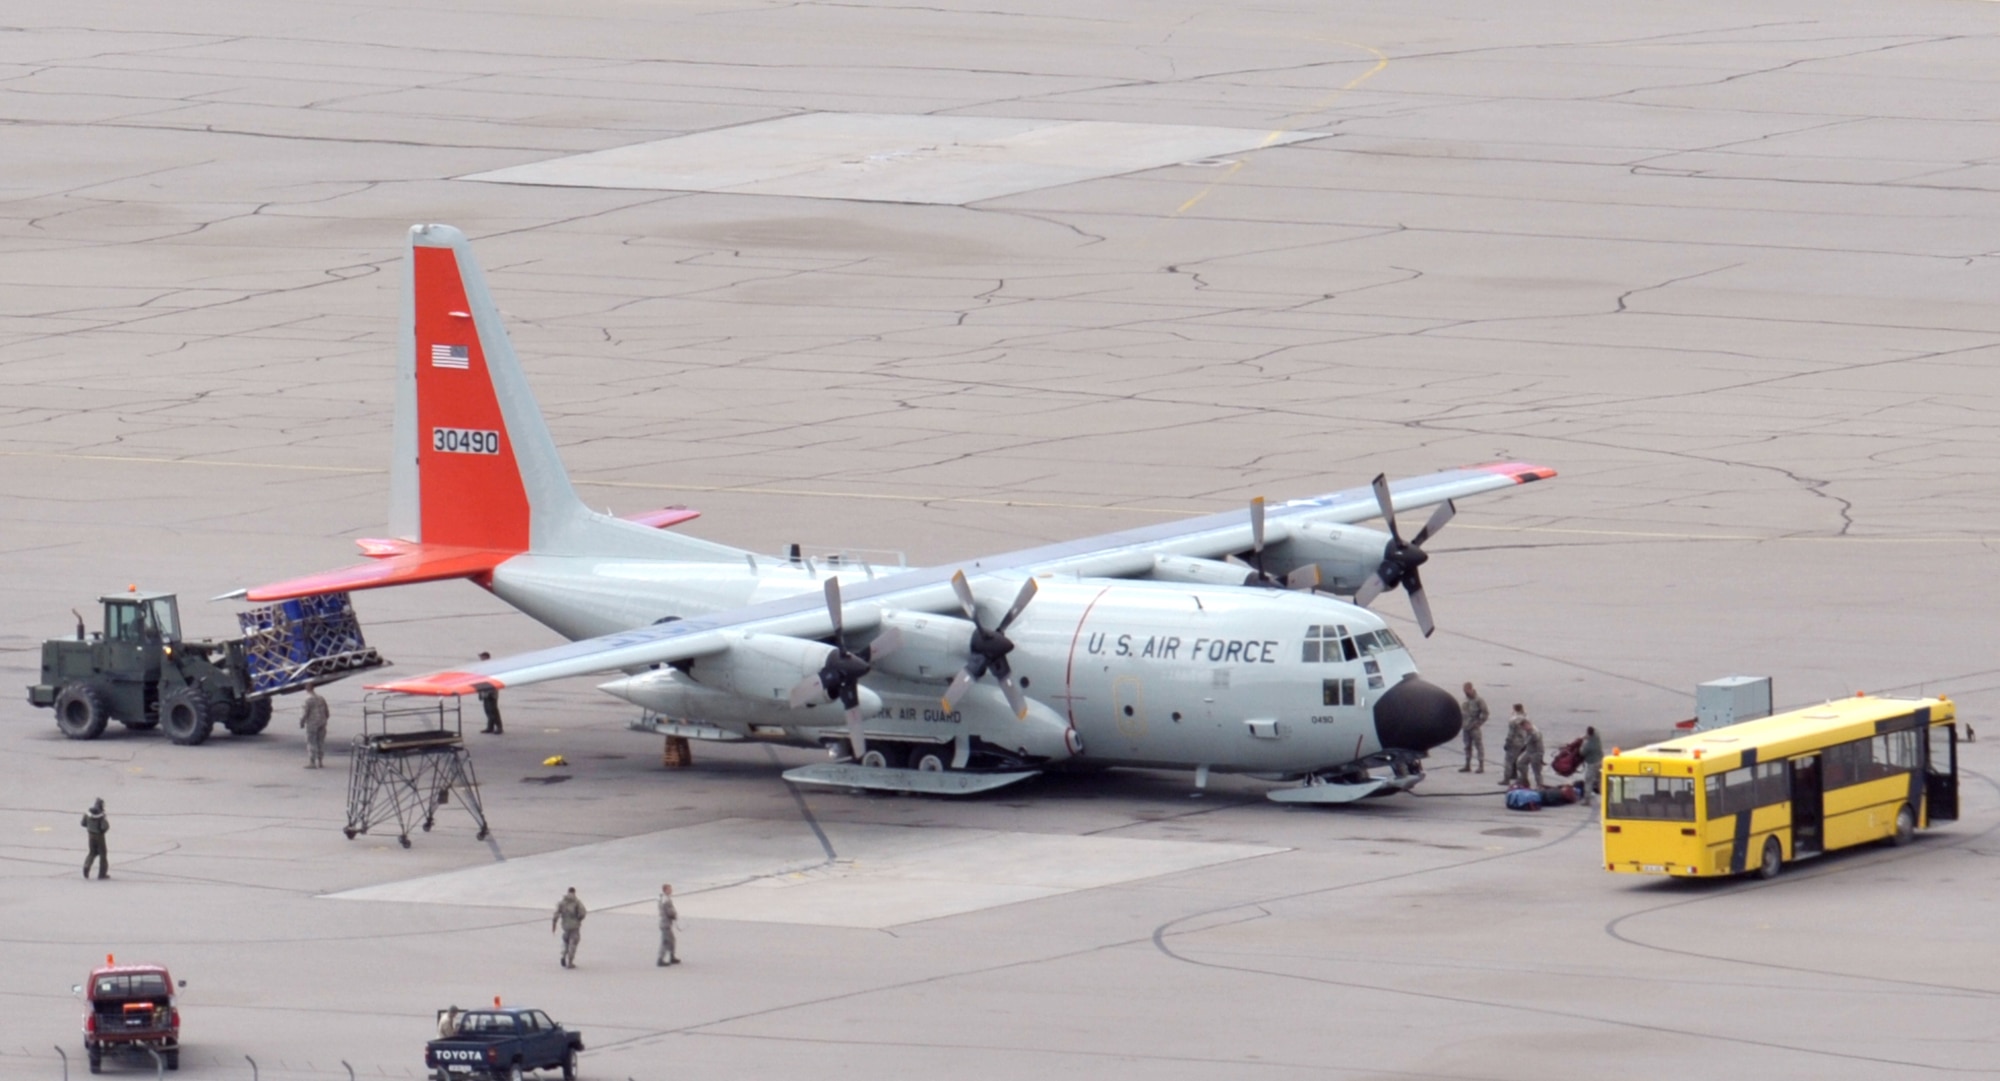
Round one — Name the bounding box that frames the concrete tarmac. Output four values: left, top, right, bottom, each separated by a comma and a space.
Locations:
3, 1, 1998, 1078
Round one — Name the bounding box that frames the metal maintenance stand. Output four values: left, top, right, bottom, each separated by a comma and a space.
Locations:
343, 692, 489, 848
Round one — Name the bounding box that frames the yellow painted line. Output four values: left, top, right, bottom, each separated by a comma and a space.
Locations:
1174, 40, 1390, 217
0, 449, 373, 474
584, 478, 1196, 517
10, 448, 1992, 543
1452, 523, 1992, 544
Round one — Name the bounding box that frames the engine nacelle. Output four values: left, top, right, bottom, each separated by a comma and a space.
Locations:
1146, 554, 1255, 587
1274, 522, 1392, 594
686, 632, 836, 705
601, 666, 881, 723
869, 609, 974, 683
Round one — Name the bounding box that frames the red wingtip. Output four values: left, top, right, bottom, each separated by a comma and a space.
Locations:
621, 507, 702, 530
367, 670, 501, 696
1475, 461, 1557, 484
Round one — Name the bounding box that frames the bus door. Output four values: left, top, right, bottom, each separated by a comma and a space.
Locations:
1925, 724, 1959, 823
1789, 754, 1824, 857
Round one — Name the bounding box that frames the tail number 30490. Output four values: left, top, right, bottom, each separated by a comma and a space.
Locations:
432, 427, 501, 455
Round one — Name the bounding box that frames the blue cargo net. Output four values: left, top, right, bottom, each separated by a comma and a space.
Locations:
238, 592, 383, 696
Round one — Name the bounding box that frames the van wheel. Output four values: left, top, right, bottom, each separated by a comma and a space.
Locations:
165, 1050, 179, 1071
55, 683, 110, 740
1755, 836, 1783, 880
1891, 804, 1916, 846
87, 1048, 101, 1074
562, 1047, 579, 1081
162, 687, 214, 745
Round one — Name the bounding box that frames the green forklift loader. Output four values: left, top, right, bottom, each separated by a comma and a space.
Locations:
29, 590, 386, 745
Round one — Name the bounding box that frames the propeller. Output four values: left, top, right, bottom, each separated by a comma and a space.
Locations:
1226, 496, 1322, 591
939, 571, 1038, 719
1352, 474, 1455, 637
787, 577, 895, 759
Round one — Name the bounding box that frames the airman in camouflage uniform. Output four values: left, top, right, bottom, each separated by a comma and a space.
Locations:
656, 883, 680, 966
552, 887, 587, 968
300, 687, 330, 768
1459, 683, 1488, 773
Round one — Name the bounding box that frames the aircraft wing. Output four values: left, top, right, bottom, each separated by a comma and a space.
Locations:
373, 462, 1552, 695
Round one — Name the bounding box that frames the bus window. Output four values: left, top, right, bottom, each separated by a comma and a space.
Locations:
1607, 775, 1694, 821
1872, 730, 1918, 776
1822, 739, 1866, 788
1754, 761, 1788, 805
1705, 768, 1754, 818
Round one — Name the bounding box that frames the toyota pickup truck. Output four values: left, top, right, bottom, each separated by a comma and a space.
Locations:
426, 1009, 582, 1081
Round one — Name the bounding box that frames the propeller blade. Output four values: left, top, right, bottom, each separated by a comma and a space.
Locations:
1286, 564, 1322, 591
822, 576, 844, 639
788, 673, 824, 710
1370, 474, 1400, 541
998, 674, 1029, 720
1250, 496, 1266, 554
941, 669, 976, 712
1407, 574, 1436, 638
995, 577, 1039, 633
846, 706, 866, 760
865, 626, 903, 662
1354, 572, 1388, 607
950, 569, 979, 623
1411, 500, 1456, 548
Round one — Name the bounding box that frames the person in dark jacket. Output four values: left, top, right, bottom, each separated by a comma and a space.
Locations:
476, 652, 504, 734
81, 798, 109, 879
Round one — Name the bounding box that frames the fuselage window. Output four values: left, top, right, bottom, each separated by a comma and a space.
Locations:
1322, 678, 1356, 707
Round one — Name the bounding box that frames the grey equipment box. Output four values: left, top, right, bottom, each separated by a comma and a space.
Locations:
1694, 676, 1773, 732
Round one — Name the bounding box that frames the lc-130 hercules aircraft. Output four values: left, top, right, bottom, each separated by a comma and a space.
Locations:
244, 225, 1555, 802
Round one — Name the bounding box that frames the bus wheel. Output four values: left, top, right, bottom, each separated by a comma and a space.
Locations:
1891, 804, 1916, 846
1755, 837, 1782, 880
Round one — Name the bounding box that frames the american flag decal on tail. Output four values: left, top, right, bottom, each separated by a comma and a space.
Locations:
430, 343, 470, 369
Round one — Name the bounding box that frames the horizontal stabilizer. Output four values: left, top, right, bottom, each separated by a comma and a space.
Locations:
244, 545, 514, 602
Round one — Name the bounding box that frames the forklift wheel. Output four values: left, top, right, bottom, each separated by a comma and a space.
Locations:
225, 697, 274, 736
161, 688, 214, 746
54, 683, 110, 740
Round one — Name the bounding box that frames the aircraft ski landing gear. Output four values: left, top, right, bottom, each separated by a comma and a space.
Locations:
1268, 756, 1427, 805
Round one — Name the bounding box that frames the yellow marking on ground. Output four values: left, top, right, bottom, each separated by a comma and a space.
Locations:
0, 449, 372, 474
12, 449, 1993, 543
33, 826, 51, 833
1174, 40, 1390, 217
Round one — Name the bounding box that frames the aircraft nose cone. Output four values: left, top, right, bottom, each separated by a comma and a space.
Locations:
1373, 676, 1462, 752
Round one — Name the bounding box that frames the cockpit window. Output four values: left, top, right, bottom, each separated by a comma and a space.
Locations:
1352, 629, 1404, 656
1301, 625, 1354, 663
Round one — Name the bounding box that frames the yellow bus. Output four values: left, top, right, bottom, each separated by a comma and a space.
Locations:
1601, 695, 1959, 879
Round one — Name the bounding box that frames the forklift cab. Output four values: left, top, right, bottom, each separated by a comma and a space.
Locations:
98, 593, 181, 687
101, 593, 181, 645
